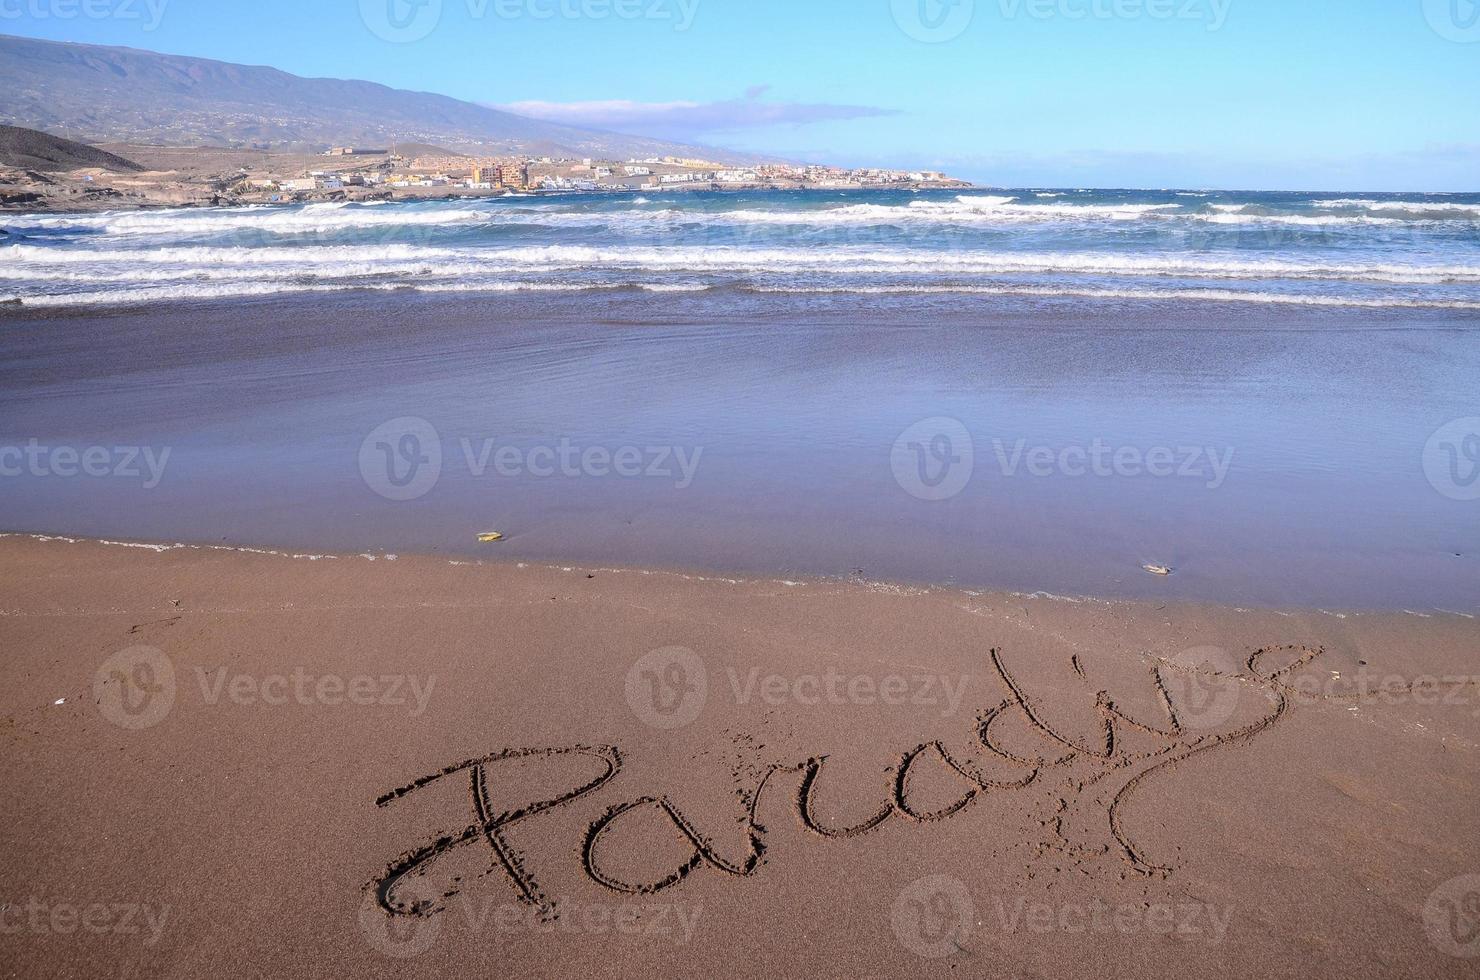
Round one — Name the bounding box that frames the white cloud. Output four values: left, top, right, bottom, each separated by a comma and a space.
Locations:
494, 87, 897, 140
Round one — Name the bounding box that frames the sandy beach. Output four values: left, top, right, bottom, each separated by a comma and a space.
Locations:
2, 533, 1478, 977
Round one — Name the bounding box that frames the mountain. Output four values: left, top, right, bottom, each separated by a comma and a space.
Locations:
0, 124, 144, 172
0, 34, 763, 163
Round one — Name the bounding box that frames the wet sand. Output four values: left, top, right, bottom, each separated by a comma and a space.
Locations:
2, 291, 1478, 611
2, 534, 1478, 978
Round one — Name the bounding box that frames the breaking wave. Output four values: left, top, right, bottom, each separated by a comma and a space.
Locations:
4, 188, 1478, 311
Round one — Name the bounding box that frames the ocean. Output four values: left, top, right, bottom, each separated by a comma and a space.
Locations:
4, 188, 1480, 309
1, 188, 1477, 610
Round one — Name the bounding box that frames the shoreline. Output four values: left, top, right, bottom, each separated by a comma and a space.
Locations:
3, 530, 1476, 621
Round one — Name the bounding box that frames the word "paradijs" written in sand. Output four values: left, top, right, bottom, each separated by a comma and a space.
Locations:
366, 643, 1328, 929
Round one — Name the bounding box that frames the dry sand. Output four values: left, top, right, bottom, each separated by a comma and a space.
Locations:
2, 533, 1478, 977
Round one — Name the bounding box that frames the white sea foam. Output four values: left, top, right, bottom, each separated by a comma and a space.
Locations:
745, 284, 1480, 309
1311, 199, 1480, 215
13, 282, 373, 306
11, 277, 1479, 310
1199, 203, 1434, 225
10, 281, 582, 306
3, 242, 458, 265
721, 196, 1181, 225
2, 202, 494, 236
10, 280, 715, 306
7, 195, 1473, 246
478, 245, 1480, 283
1198, 212, 1409, 226
7, 244, 1480, 286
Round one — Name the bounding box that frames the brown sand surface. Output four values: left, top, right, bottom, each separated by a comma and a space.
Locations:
2, 534, 1478, 978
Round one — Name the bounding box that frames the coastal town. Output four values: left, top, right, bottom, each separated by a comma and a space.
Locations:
233, 147, 968, 202
0, 134, 970, 211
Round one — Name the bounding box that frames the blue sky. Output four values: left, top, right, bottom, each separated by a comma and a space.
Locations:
4, 0, 1479, 188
